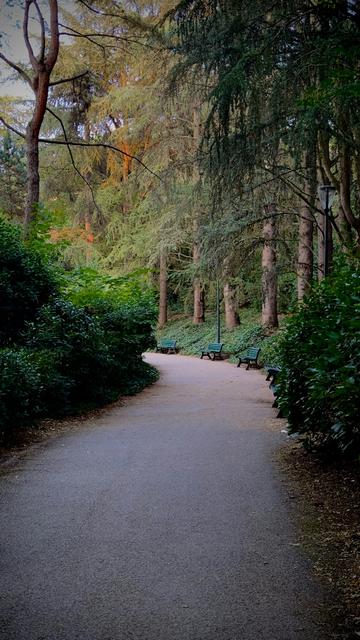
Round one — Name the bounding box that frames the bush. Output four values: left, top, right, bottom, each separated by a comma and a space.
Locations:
0, 216, 57, 345
278, 259, 360, 458
24, 299, 115, 406
0, 349, 42, 435
24, 297, 157, 410
0, 221, 158, 440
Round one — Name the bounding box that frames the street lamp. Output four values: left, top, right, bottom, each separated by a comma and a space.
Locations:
216, 277, 221, 343
318, 185, 337, 276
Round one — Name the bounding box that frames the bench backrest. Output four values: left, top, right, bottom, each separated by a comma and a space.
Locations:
207, 343, 223, 352
246, 347, 261, 360
160, 339, 177, 348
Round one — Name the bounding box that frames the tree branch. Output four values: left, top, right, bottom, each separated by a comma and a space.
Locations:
58, 25, 109, 52
59, 23, 158, 50
0, 116, 161, 181
76, 0, 138, 27
46, 107, 102, 217
49, 70, 89, 87
0, 52, 32, 86
23, 0, 39, 71
33, 0, 46, 63
37, 138, 161, 181
0, 116, 26, 139
0, 51, 32, 87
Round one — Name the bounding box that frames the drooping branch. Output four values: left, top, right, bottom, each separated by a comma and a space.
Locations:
49, 71, 89, 87
59, 23, 158, 50
76, 0, 137, 26
0, 116, 161, 181
46, 107, 102, 216
37, 137, 162, 180
58, 26, 112, 52
0, 117, 26, 139
0, 52, 32, 86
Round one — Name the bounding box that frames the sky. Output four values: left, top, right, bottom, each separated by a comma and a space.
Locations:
0, 0, 74, 98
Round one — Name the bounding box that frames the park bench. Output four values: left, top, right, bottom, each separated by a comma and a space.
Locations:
156, 338, 177, 354
200, 342, 223, 360
237, 346, 261, 370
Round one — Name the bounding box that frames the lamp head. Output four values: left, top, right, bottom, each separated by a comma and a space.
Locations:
318, 185, 336, 209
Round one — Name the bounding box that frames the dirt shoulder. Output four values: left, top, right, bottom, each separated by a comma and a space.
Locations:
278, 440, 360, 639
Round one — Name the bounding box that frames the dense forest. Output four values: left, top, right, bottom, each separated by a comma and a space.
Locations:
0, 0, 359, 457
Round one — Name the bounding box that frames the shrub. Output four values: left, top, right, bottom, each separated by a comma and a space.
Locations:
0, 348, 42, 436
0, 224, 158, 440
233, 324, 265, 353
0, 216, 57, 345
24, 298, 157, 408
259, 332, 283, 367
24, 299, 112, 406
278, 259, 360, 458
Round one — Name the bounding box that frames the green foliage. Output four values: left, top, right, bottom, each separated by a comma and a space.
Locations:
0, 215, 57, 346
0, 349, 43, 433
24, 299, 110, 406
0, 220, 158, 442
278, 259, 360, 458
0, 133, 26, 219
61, 266, 156, 311
26, 205, 70, 264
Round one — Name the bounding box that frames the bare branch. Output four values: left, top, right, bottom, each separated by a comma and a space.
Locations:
37, 137, 162, 181
49, 70, 89, 87
33, 0, 46, 63
23, 0, 39, 71
58, 25, 109, 52
0, 118, 161, 181
58, 23, 158, 50
46, 107, 102, 216
0, 52, 32, 86
76, 0, 137, 26
0, 116, 26, 139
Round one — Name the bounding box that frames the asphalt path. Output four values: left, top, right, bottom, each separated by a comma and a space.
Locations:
0, 353, 326, 640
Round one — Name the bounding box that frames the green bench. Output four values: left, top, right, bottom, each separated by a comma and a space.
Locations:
200, 343, 223, 361
156, 339, 177, 354
237, 346, 261, 370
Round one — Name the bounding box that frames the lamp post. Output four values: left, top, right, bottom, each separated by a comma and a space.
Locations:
318, 185, 336, 277
216, 277, 221, 343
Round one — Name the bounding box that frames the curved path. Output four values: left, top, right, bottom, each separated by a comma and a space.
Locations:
0, 354, 326, 640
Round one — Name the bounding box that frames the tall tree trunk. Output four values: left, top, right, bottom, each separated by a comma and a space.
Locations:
223, 257, 240, 328
23, 1, 59, 233
297, 201, 313, 299
192, 106, 205, 324
223, 283, 240, 328
297, 151, 315, 300
193, 279, 205, 324
262, 204, 278, 328
338, 205, 353, 248
24, 125, 40, 229
158, 252, 168, 328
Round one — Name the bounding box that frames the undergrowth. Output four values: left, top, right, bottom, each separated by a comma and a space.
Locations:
156, 310, 283, 366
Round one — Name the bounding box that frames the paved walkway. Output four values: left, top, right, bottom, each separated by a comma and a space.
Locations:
0, 354, 326, 640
